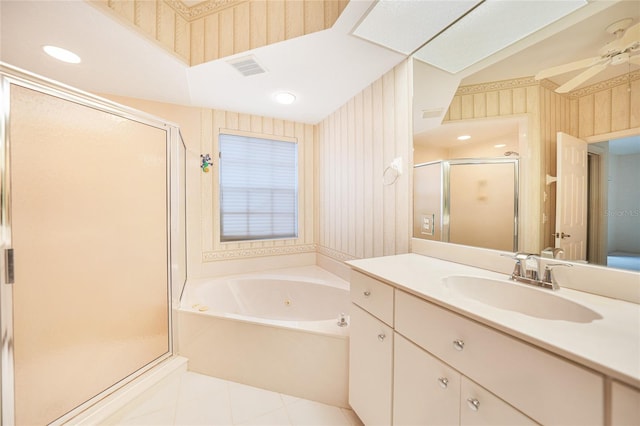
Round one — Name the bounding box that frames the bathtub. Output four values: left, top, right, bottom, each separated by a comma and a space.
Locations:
177, 265, 351, 407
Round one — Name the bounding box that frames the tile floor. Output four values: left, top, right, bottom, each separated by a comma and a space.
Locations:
104, 370, 363, 426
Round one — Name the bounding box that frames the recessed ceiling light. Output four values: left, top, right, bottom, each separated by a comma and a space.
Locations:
457, 135, 471, 141
273, 92, 296, 105
494, 144, 507, 148
43, 45, 81, 64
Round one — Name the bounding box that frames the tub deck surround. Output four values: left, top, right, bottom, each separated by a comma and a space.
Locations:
177, 265, 350, 407
346, 253, 640, 389
180, 265, 351, 336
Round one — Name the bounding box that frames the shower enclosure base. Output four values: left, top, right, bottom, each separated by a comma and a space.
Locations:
68, 356, 188, 425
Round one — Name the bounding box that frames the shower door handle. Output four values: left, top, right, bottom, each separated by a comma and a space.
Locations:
5, 249, 14, 284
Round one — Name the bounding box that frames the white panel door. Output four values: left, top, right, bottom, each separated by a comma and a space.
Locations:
556, 132, 588, 261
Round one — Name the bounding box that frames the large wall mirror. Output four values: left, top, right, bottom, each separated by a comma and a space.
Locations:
412, 0, 639, 273
414, 117, 527, 253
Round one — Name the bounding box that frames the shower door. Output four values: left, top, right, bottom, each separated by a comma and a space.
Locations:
1, 75, 174, 425
448, 160, 518, 251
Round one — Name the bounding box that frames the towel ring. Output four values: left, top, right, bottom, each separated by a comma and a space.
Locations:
383, 165, 400, 185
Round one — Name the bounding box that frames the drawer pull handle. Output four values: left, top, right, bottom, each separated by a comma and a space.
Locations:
453, 339, 465, 351
437, 377, 449, 389
363, 290, 371, 297
466, 398, 480, 411
377, 333, 386, 342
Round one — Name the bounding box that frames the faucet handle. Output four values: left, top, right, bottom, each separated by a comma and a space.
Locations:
542, 263, 572, 290
514, 252, 537, 260
500, 252, 535, 261
501, 253, 536, 279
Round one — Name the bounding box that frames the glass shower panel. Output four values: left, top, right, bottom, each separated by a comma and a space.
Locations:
9, 85, 170, 425
449, 162, 516, 251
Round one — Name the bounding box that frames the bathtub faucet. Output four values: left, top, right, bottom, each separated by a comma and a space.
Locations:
337, 313, 348, 327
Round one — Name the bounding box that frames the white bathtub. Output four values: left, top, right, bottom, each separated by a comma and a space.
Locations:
177, 266, 351, 407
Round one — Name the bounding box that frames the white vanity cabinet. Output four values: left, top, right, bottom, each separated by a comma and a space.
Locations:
349, 269, 609, 426
393, 333, 461, 425
395, 290, 603, 425
348, 271, 394, 426
394, 333, 537, 426
611, 380, 640, 425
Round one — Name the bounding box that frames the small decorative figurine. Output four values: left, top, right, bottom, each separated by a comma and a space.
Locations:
200, 154, 212, 172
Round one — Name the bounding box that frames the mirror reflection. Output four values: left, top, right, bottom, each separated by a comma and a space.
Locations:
584, 136, 640, 271
413, 119, 522, 252
412, 1, 639, 272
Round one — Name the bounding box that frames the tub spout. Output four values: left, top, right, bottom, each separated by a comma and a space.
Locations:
337, 313, 349, 327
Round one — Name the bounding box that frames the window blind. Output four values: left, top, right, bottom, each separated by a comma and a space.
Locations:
219, 133, 298, 242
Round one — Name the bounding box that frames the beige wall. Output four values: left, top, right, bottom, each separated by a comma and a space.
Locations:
93, 0, 348, 65
104, 94, 316, 278
569, 70, 640, 139
106, 60, 414, 278
317, 60, 413, 262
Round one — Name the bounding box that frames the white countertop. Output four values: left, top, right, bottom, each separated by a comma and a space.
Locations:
346, 253, 640, 389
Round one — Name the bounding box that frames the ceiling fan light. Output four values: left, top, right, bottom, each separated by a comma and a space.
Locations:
273, 91, 296, 105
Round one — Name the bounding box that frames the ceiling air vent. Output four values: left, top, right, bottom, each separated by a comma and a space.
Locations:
422, 108, 444, 119
227, 55, 267, 77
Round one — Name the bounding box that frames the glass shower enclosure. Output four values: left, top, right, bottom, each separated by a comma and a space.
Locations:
0, 64, 186, 425
414, 158, 519, 252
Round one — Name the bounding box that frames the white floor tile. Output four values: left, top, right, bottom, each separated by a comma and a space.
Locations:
340, 408, 364, 426
102, 370, 354, 426
177, 371, 229, 404
285, 399, 352, 426
116, 376, 181, 424
280, 394, 303, 406
118, 405, 177, 426
174, 392, 233, 425
237, 407, 292, 426
228, 382, 285, 425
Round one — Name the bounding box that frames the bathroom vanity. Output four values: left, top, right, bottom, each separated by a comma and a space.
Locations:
347, 254, 640, 425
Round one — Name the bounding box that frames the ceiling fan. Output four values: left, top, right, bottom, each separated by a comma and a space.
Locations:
535, 18, 640, 93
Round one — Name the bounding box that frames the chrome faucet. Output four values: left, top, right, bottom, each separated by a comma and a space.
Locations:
502, 252, 536, 281
541, 263, 572, 290
502, 252, 566, 291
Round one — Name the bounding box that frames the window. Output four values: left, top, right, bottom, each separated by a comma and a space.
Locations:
219, 133, 298, 242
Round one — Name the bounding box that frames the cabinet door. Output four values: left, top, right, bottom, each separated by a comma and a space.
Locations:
395, 290, 603, 425
394, 334, 460, 426
460, 377, 538, 426
611, 381, 640, 425
349, 304, 393, 425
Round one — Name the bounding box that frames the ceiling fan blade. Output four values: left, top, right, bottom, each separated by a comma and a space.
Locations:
535, 56, 603, 80
621, 22, 640, 50
555, 61, 610, 93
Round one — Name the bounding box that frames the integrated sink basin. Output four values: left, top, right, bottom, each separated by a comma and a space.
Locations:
442, 275, 602, 323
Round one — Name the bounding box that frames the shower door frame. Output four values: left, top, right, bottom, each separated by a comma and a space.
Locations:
442, 157, 520, 252
0, 63, 184, 425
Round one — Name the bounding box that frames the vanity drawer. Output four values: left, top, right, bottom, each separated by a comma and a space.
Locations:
350, 270, 394, 325
395, 290, 604, 426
